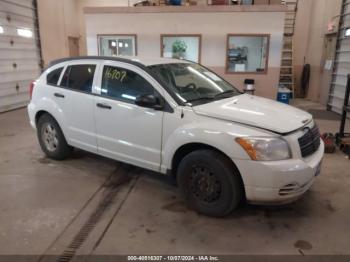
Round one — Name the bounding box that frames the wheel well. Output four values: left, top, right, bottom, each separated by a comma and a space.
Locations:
171, 143, 246, 200
173, 143, 239, 174
35, 110, 51, 125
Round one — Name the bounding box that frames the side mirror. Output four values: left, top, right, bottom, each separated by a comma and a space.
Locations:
135, 94, 163, 110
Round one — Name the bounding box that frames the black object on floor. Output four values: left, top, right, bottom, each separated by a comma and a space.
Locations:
307, 109, 341, 121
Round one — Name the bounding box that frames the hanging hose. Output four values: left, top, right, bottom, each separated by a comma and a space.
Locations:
301, 64, 310, 98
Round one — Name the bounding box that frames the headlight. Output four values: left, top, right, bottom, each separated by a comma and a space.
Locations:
236, 137, 291, 161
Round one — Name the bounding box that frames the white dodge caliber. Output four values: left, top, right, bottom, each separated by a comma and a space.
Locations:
28, 56, 324, 217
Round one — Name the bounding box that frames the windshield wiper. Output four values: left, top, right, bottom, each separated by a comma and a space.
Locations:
214, 90, 235, 99
186, 96, 215, 103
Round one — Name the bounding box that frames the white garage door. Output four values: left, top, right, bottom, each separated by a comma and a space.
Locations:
0, 0, 42, 112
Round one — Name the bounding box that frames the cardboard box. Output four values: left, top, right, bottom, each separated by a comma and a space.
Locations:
254, 0, 269, 4
269, 0, 282, 4
211, 0, 229, 5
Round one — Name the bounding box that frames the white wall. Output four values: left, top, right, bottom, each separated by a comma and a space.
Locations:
86, 12, 283, 67
85, 11, 285, 98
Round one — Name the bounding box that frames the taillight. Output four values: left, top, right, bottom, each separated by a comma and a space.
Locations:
29, 81, 35, 99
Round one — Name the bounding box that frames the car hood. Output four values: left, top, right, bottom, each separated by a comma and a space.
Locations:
192, 94, 312, 134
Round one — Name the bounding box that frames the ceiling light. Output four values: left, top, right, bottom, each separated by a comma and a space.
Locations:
17, 28, 33, 38
118, 42, 123, 48
345, 28, 350, 37
125, 43, 129, 48
0, 26, 4, 34
111, 41, 116, 47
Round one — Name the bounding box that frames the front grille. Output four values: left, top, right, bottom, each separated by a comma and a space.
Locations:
298, 125, 321, 158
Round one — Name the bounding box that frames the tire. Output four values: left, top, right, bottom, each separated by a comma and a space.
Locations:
37, 114, 72, 160
177, 149, 242, 217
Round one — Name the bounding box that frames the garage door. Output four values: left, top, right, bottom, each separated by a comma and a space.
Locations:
328, 0, 350, 114
0, 0, 42, 112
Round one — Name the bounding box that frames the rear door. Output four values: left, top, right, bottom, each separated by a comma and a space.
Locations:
53, 61, 99, 153
94, 61, 164, 171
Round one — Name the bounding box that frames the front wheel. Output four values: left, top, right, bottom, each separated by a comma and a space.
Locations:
37, 114, 72, 160
177, 149, 243, 217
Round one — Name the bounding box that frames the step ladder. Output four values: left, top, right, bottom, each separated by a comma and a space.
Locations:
279, 0, 298, 98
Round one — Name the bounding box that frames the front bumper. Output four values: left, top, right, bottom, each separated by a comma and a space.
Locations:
235, 140, 324, 204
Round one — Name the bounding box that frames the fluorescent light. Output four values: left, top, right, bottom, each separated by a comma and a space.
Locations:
125, 43, 129, 48
17, 28, 33, 38
118, 42, 123, 48
345, 28, 350, 37
0, 26, 4, 34
111, 41, 116, 47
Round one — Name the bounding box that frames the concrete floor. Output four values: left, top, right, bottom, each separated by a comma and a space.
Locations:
0, 101, 350, 257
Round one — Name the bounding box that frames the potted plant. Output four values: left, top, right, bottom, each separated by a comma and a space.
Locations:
172, 40, 187, 59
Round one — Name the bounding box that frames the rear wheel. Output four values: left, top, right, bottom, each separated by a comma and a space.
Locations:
37, 114, 72, 160
177, 149, 242, 217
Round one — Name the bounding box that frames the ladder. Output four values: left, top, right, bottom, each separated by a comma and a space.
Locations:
336, 74, 350, 157
339, 75, 350, 138
327, 0, 348, 113
279, 0, 298, 98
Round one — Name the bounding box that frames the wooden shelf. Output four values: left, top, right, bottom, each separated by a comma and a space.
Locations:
84, 5, 288, 14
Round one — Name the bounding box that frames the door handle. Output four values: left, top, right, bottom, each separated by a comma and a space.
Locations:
96, 103, 112, 110
54, 93, 65, 98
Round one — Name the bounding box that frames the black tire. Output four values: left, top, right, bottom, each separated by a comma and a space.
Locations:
37, 114, 72, 160
177, 149, 242, 217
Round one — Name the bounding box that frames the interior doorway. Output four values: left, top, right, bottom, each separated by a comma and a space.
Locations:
68, 37, 80, 57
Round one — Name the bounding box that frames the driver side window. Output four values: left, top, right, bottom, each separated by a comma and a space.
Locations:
101, 65, 155, 104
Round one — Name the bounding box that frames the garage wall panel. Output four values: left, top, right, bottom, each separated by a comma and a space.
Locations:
0, 0, 42, 112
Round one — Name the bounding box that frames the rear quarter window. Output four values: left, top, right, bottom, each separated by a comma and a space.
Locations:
60, 64, 96, 93
47, 67, 63, 86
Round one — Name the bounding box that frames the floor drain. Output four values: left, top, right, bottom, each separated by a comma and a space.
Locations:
56, 165, 135, 262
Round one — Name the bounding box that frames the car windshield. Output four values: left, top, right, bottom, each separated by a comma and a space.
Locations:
148, 63, 241, 105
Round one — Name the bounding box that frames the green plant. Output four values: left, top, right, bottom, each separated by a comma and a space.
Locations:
172, 40, 187, 54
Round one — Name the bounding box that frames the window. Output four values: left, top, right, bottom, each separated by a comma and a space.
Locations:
47, 67, 63, 86
60, 65, 96, 92
161, 35, 201, 63
98, 35, 137, 56
226, 34, 270, 74
101, 66, 155, 103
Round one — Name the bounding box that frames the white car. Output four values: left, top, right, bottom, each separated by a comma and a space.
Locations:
28, 56, 324, 217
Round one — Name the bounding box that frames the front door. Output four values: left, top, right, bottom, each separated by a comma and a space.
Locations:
94, 62, 164, 171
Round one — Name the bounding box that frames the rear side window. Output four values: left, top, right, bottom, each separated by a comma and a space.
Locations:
60, 64, 96, 92
101, 65, 155, 103
47, 67, 63, 86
